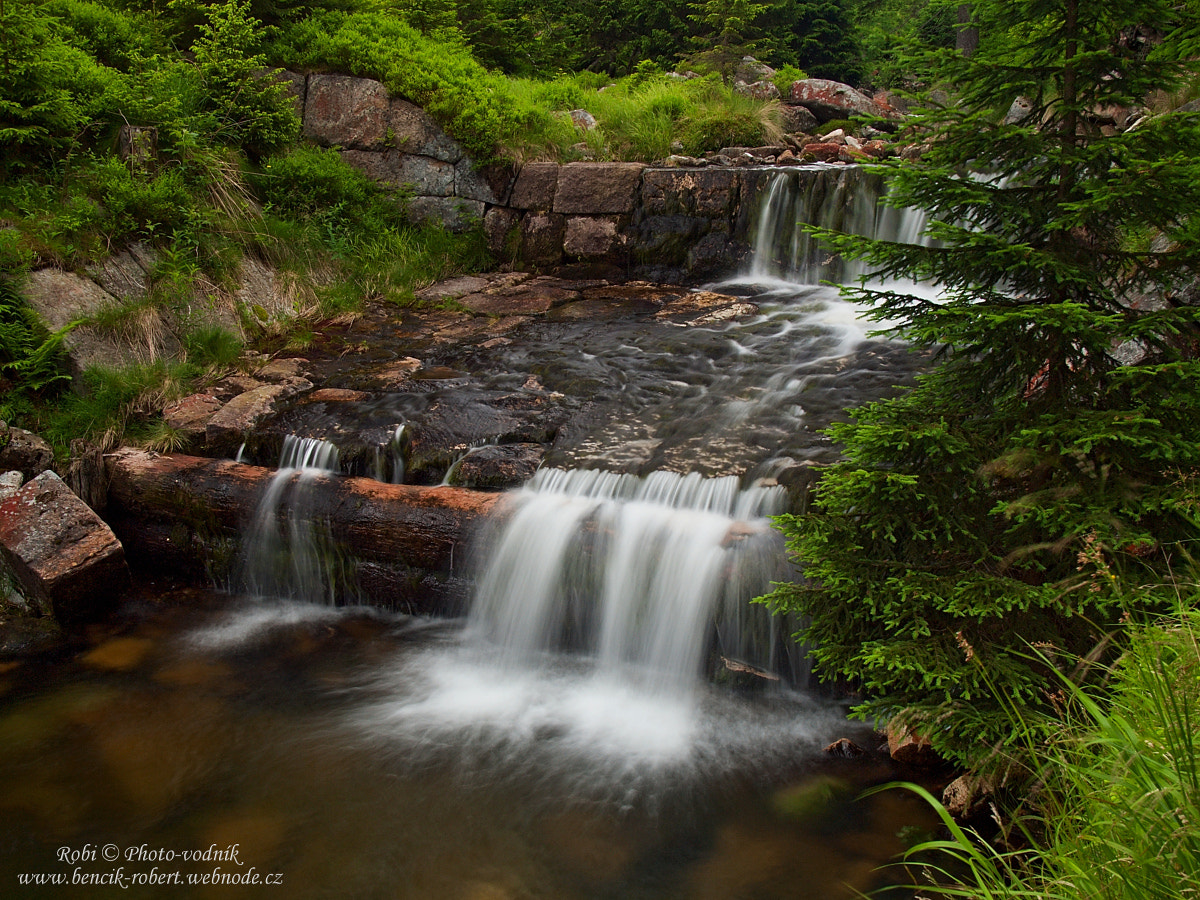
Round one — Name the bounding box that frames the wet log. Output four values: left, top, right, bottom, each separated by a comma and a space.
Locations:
104, 449, 502, 589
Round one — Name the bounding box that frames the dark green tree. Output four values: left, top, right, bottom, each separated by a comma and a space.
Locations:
763, 0, 1200, 765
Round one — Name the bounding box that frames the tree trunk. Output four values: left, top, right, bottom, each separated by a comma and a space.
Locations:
104, 450, 504, 609
956, 4, 979, 57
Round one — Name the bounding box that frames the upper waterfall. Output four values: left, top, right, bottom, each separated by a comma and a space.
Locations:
746, 165, 929, 286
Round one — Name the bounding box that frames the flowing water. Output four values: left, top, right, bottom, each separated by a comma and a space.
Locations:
0, 166, 941, 898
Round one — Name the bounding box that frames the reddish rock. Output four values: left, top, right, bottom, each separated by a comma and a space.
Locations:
790, 78, 901, 124
483, 207, 520, 255
206, 380, 313, 451
162, 393, 223, 439
303, 74, 389, 150
554, 162, 647, 215
823, 738, 867, 758
802, 142, 843, 162
886, 723, 941, 768
0, 471, 129, 623
860, 139, 894, 158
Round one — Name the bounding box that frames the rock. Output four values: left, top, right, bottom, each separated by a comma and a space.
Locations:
387, 98, 463, 163
303, 74, 390, 150
735, 56, 775, 84
0, 423, 54, 481
87, 249, 150, 300
450, 443, 545, 489
455, 158, 503, 204
460, 277, 580, 317
942, 773, 995, 822
408, 196, 485, 232
277, 70, 307, 120
569, 108, 598, 130
483, 207, 520, 256
860, 139, 894, 159
414, 275, 492, 305
640, 168, 741, 219
117, 125, 157, 172
790, 78, 902, 124
802, 141, 843, 162
0, 470, 22, 495
685, 232, 733, 276
659, 155, 706, 167
21, 268, 137, 375
162, 393, 224, 442
519, 213, 566, 267
0, 471, 129, 624
395, 155, 456, 197
781, 104, 820, 134
823, 738, 867, 758
885, 722, 941, 768
509, 162, 560, 211
735, 80, 780, 101
563, 216, 622, 259
206, 380, 313, 453
1003, 96, 1035, 125
554, 162, 647, 215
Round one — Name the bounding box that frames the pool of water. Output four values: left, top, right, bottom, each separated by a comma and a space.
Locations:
0, 593, 936, 899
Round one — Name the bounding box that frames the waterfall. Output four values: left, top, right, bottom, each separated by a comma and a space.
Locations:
466, 468, 798, 690
238, 435, 354, 604
747, 165, 929, 286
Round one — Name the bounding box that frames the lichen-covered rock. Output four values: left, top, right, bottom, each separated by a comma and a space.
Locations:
790, 78, 901, 124
0, 471, 129, 623
0, 422, 54, 481
554, 163, 646, 215
303, 74, 390, 149
206, 379, 313, 453
407, 196, 485, 232
519, 213, 567, 267
388, 98, 463, 163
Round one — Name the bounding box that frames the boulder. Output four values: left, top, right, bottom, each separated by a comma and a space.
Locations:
735, 80, 780, 101
789, 78, 901, 124
885, 722, 941, 769
781, 103, 820, 134
569, 109, 598, 131
802, 142, 843, 162
0, 471, 129, 623
451, 443, 545, 489
0, 422, 54, 481
554, 163, 647, 215
943, 773, 996, 822
87, 247, 151, 300
206, 379, 313, 454
735, 57, 775, 84
303, 74, 390, 150
640, 168, 741, 219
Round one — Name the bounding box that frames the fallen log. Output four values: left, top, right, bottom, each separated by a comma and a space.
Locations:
104, 449, 503, 610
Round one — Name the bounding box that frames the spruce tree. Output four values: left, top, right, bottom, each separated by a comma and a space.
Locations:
764, 0, 1200, 765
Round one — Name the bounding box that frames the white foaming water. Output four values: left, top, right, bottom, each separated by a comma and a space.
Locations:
747, 165, 936, 300
466, 468, 794, 691
238, 435, 349, 604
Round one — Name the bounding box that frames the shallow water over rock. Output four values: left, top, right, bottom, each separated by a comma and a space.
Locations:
0, 595, 938, 898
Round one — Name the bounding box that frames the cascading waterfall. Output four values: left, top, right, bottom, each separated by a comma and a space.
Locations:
239, 435, 351, 604
467, 468, 797, 691
748, 165, 929, 286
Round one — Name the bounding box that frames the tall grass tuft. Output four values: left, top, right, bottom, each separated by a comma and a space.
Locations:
878, 599, 1200, 900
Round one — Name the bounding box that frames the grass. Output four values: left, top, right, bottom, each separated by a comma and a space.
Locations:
502, 71, 785, 162
875, 598, 1200, 900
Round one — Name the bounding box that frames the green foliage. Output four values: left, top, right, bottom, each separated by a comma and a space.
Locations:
191, 0, 299, 155
771, 64, 807, 97
687, 0, 770, 82
0, 276, 73, 410
759, 0, 862, 83
762, 0, 1200, 765
882, 600, 1200, 899
272, 10, 515, 160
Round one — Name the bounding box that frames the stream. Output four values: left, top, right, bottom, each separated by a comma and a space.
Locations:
0, 166, 942, 898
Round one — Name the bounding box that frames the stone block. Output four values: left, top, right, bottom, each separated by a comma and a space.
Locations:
563, 217, 622, 259
388, 98, 463, 163
303, 74, 389, 150
407, 196, 485, 232
554, 163, 646, 215
519, 213, 566, 267
0, 471, 129, 623
509, 162, 560, 210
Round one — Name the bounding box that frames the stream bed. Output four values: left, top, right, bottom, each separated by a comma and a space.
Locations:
0, 592, 937, 899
